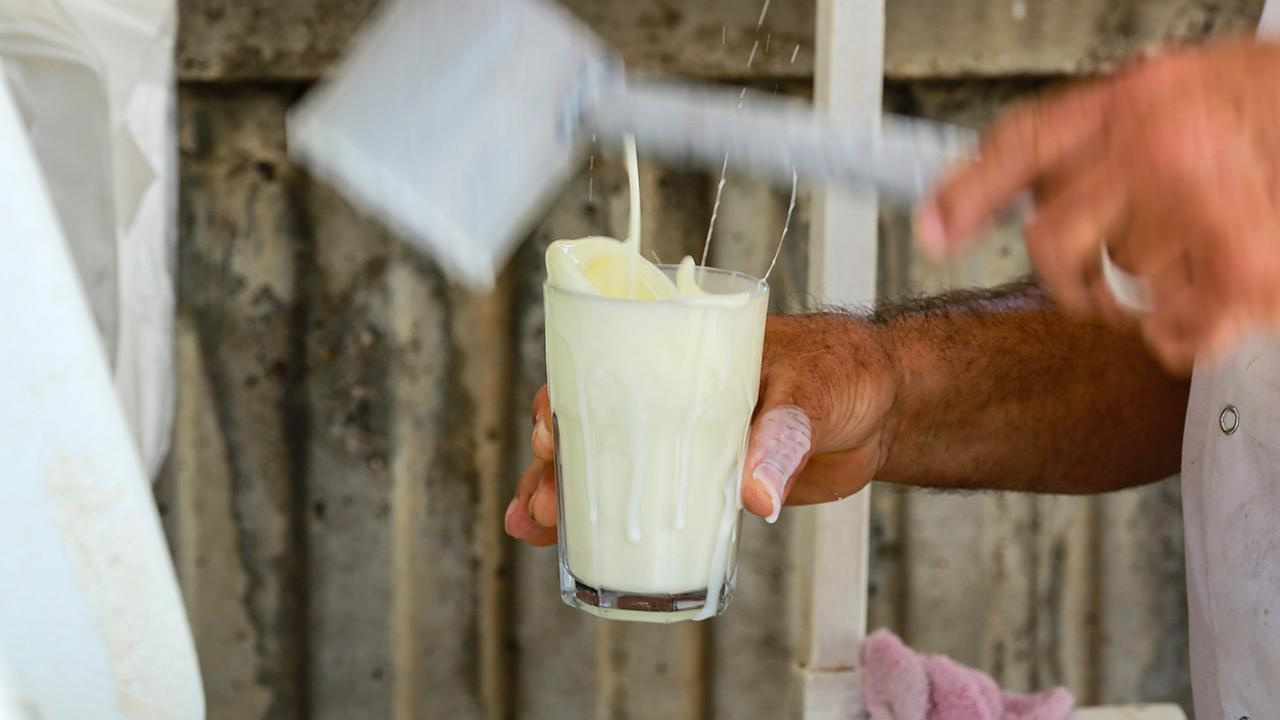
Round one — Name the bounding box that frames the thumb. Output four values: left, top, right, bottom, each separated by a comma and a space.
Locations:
743, 313, 896, 522
742, 401, 814, 524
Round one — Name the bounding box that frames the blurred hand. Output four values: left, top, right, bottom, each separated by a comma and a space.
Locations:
918, 38, 1280, 372
504, 313, 899, 546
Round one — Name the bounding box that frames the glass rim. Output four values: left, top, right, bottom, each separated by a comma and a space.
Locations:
543, 264, 769, 306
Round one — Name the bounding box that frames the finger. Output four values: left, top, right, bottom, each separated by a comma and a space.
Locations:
1106, 192, 1188, 279
1147, 249, 1197, 301
742, 405, 813, 523
1029, 142, 1095, 201
919, 79, 1113, 258
1023, 158, 1127, 314
506, 458, 557, 546
505, 497, 557, 546
514, 453, 544, 499
1139, 291, 1210, 375
1159, 246, 1252, 366
528, 461, 558, 528
1087, 252, 1139, 326
1085, 263, 1118, 322
1141, 252, 1225, 368
531, 385, 554, 461
1036, 150, 1128, 323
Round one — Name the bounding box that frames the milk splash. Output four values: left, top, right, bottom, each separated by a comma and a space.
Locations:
701, 0, 796, 281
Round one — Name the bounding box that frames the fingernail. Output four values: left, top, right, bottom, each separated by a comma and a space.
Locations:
504, 498, 518, 534
916, 204, 947, 261
750, 405, 812, 524
754, 463, 785, 524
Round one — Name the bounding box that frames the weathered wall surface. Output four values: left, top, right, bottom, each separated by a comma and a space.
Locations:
177, 0, 1264, 80
164, 1, 1265, 717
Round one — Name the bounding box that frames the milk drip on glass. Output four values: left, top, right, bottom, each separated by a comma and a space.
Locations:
543, 139, 768, 622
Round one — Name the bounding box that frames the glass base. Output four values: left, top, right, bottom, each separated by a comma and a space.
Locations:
559, 567, 735, 624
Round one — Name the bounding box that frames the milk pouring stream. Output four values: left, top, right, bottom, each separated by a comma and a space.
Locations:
544, 140, 768, 621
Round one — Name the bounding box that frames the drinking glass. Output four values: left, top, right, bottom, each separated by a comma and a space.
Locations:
543, 265, 768, 622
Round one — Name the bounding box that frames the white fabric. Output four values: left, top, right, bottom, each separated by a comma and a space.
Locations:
1264, 0, 1280, 34
1179, 11, 1280, 718
0, 2, 194, 717
0, 0, 176, 478
0, 65, 202, 720
0, 653, 25, 720
1182, 336, 1280, 719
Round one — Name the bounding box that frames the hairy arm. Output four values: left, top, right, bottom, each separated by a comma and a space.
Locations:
873, 281, 1191, 493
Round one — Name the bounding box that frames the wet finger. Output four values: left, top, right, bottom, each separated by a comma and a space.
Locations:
742, 405, 813, 524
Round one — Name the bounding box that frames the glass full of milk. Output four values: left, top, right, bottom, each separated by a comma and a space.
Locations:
544, 265, 769, 622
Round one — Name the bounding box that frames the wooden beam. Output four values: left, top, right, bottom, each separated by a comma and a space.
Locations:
792, 0, 881, 717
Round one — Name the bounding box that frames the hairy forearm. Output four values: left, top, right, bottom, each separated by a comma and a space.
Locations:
873, 282, 1191, 493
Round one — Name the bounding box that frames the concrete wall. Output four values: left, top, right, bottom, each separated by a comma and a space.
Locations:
163, 1, 1266, 717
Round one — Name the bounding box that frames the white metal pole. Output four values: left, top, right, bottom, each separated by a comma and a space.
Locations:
792, 0, 882, 717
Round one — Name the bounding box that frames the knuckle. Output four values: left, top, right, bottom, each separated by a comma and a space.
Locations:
786, 360, 836, 417
991, 99, 1054, 163
1221, 251, 1280, 314
1235, 245, 1275, 285
1201, 244, 1254, 300
1131, 111, 1222, 179
1135, 120, 1188, 169
1218, 250, 1250, 285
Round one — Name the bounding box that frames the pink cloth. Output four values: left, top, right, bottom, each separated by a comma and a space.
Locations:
862, 630, 1075, 720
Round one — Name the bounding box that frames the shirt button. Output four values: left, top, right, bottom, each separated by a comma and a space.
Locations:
1220, 404, 1240, 435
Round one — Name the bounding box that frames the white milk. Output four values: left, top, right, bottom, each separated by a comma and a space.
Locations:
543, 141, 768, 621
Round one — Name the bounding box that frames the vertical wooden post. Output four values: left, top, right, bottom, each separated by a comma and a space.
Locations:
792, 0, 882, 717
